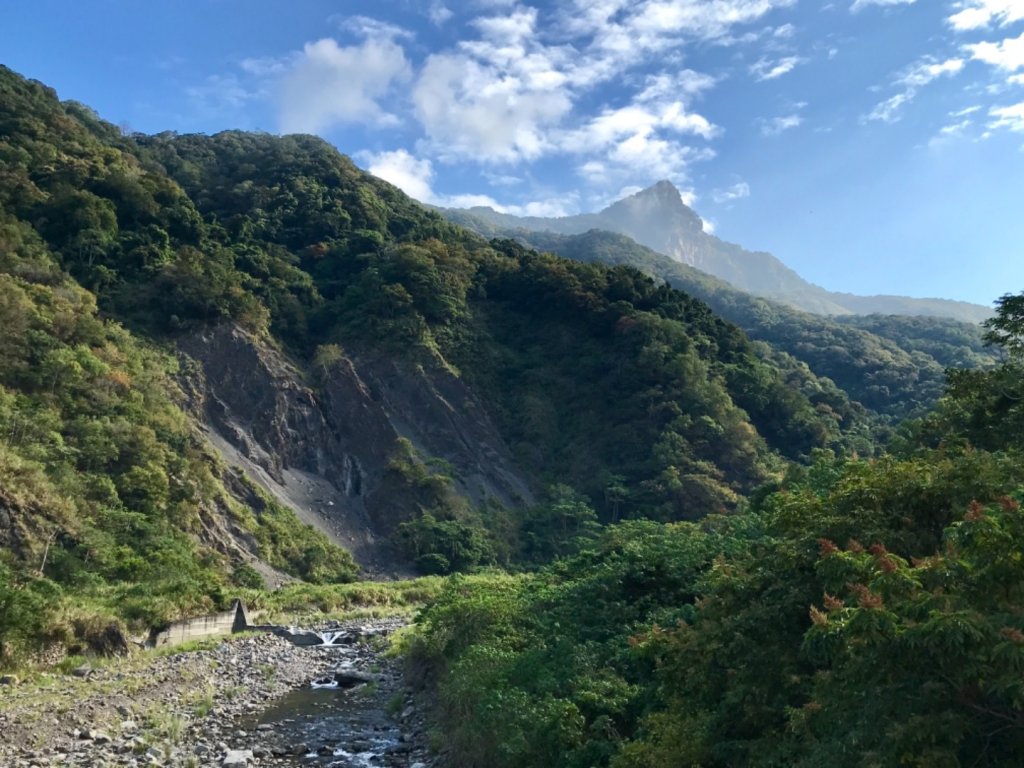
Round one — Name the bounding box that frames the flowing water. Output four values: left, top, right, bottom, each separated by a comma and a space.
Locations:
242, 619, 432, 768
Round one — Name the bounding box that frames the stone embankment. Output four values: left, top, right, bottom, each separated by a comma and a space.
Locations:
0, 618, 434, 768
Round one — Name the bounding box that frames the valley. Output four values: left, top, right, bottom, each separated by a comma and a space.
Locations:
2, 62, 1024, 767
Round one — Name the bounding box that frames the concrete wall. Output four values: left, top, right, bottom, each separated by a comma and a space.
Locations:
147, 600, 250, 648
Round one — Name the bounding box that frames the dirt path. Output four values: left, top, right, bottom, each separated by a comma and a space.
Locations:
0, 619, 435, 768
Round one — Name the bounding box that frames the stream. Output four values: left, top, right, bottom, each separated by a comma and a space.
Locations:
240, 618, 433, 768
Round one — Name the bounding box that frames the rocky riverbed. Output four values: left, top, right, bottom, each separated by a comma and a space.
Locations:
0, 618, 435, 768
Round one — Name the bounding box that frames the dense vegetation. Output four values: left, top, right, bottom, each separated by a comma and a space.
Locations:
0, 65, 891, 660
4, 65, 1020, 768
406, 292, 1024, 767
483, 228, 997, 425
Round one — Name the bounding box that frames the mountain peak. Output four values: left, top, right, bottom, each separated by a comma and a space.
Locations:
602, 180, 704, 237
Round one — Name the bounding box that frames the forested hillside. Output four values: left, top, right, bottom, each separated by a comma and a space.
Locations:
4, 61, 1024, 768
473, 227, 997, 423
406, 292, 1024, 768
0, 66, 874, 658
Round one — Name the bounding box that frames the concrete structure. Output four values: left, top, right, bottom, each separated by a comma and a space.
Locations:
147, 600, 251, 648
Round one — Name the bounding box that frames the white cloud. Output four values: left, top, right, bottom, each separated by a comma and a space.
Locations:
941, 119, 973, 134
927, 116, 975, 148
364, 148, 578, 215
624, 0, 798, 44
637, 70, 718, 101
413, 52, 572, 162
224, 3, 799, 203
563, 98, 718, 176
866, 57, 965, 122
338, 15, 414, 40
563, 0, 798, 71
428, 1, 454, 25
851, 0, 915, 11
1011, 73, 1024, 83
990, 101, 1024, 131
472, 6, 538, 41
948, 0, 1024, 31
866, 91, 913, 122
760, 113, 803, 134
277, 37, 411, 133
712, 181, 751, 202
750, 55, 805, 80
897, 57, 965, 87
365, 149, 436, 202
966, 31, 1024, 71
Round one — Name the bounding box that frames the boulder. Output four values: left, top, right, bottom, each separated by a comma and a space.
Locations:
333, 669, 379, 688
223, 749, 254, 766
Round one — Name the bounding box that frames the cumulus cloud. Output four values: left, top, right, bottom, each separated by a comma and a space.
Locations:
557, 0, 798, 86
559, 93, 718, 185
851, 0, 915, 11
637, 70, 718, 101
750, 55, 805, 80
214, 1, 803, 208
277, 37, 411, 133
365, 149, 436, 202
618, 0, 798, 45
966, 31, 1024, 71
948, 0, 1024, 31
428, 2, 454, 25
413, 52, 572, 162
866, 57, 964, 122
363, 148, 577, 214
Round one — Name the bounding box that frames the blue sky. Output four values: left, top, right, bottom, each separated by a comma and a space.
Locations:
3, 0, 1024, 306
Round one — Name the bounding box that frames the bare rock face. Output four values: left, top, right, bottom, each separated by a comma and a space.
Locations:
178, 325, 533, 574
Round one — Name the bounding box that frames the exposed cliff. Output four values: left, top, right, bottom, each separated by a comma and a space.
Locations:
179, 325, 535, 576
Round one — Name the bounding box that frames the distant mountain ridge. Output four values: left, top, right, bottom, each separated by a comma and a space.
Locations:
442, 181, 992, 324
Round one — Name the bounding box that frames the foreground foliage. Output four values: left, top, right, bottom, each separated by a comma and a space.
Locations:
408, 457, 1024, 767
406, 295, 1024, 767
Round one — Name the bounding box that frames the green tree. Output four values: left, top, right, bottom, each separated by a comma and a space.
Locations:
983, 291, 1024, 359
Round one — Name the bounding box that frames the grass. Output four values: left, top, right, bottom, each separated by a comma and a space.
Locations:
240, 576, 446, 624
189, 684, 216, 718
148, 637, 222, 658
386, 692, 406, 717
143, 705, 187, 745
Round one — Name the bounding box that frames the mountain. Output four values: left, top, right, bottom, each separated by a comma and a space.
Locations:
6, 66, 1024, 768
467, 227, 998, 424
441, 181, 993, 323
0, 66, 885, 652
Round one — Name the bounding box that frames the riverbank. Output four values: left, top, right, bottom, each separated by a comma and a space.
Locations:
0, 618, 434, 767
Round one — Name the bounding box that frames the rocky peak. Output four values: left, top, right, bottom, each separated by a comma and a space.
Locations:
601, 180, 705, 237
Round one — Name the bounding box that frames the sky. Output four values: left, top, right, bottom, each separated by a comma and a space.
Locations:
3, 0, 1024, 307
